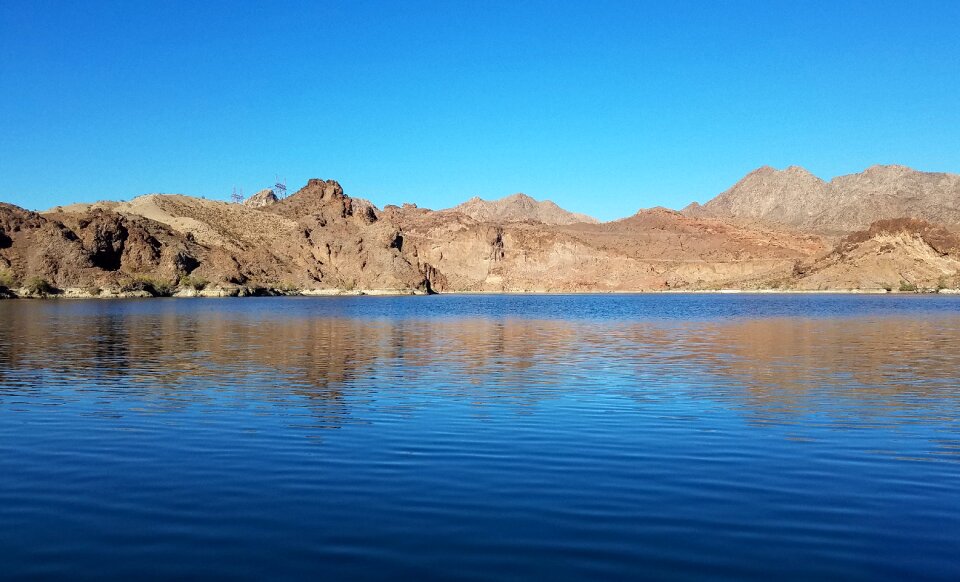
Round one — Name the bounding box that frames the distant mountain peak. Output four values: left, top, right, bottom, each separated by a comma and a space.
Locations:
636, 206, 680, 216
445, 193, 599, 225
748, 165, 777, 175
784, 165, 815, 175
864, 163, 912, 172
687, 164, 960, 233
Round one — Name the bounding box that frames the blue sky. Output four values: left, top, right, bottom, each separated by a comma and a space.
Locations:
1, 0, 958, 221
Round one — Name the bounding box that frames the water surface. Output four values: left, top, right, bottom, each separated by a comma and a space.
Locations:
1, 295, 959, 579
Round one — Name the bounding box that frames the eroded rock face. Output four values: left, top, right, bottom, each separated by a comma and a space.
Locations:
268, 179, 378, 226
244, 188, 279, 208
839, 218, 960, 255
0, 203, 209, 292
6, 178, 432, 295
792, 218, 960, 290
384, 202, 825, 292
76, 211, 128, 271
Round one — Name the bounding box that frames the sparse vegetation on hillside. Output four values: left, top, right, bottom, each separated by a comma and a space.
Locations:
25, 277, 57, 297
178, 273, 208, 291
0, 269, 15, 289
937, 273, 960, 291
120, 275, 174, 297
899, 281, 918, 292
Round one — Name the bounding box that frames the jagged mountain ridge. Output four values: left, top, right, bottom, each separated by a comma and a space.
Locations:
686, 164, 960, 233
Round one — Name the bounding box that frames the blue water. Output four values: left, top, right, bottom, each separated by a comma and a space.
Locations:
1, 294, 959, 580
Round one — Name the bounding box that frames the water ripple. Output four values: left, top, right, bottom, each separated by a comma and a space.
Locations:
1, 295, 959, 579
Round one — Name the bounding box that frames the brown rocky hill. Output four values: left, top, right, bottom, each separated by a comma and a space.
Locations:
819, 166, 960, 233
4, 170, 959, 297
0, 179, 432, 297
0, 202, 212, 295
445, 193, 599, 225
686, 165, 960, 233
385, 204, 825, 292
791, 218, 960, 291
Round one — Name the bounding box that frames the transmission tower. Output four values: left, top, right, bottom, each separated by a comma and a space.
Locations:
231, 186, 244, 204
274, 175, 287, 199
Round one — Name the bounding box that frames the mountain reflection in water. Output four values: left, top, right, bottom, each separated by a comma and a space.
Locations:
0, 295, 959, 579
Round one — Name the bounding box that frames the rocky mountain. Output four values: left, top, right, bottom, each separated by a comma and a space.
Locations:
0, 201, 211, 297
686, 165, 960, 233
684, 166, 831, 228
3, 168, 959, 298
445, 193, 599, 225
0, 179, 433, 297
384, 204, 824, 292
792, 218, 960, 291
819, 165, 960, 233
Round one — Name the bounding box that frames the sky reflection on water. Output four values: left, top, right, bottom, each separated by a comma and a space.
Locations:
1, 295, 959, 579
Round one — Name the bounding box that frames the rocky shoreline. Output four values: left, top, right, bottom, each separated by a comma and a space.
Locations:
2, 285, 958, 300
0, 285, 428, 300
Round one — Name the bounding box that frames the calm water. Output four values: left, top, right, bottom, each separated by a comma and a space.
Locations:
1, 295, 959, 580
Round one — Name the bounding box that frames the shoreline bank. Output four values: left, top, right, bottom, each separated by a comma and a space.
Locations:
2, 285, 959, 300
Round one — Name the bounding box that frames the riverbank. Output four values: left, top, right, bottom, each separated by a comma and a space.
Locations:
2, 285, 958, 299
0, 284, 429, 300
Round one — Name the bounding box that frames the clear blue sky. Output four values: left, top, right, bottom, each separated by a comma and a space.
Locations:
1, 0, 958, 221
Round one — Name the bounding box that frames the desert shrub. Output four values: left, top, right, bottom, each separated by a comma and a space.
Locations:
898, 281, 918, 292
265, 281, 298, 294
936, 275, 959, 291
764, 278, 785, 290
25, 277, 56, 297
178, 274, 208, 291
120, 275, 174, 297
0, 269, 15, 289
